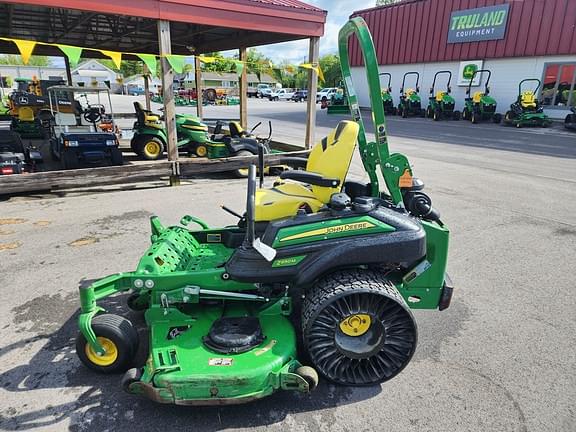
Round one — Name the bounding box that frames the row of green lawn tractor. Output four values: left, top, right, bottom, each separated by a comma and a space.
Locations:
378, 69, 552, 128
130, 102, 272, 177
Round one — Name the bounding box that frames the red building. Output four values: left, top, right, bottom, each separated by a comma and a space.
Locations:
349, 0, 576, 117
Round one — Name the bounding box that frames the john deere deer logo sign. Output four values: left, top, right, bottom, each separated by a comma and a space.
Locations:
462, 64, 478, 80
448, 4, 510, 43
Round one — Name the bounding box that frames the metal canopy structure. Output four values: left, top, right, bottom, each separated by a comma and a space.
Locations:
0, 0, 326, 56
0, 0, 326, 188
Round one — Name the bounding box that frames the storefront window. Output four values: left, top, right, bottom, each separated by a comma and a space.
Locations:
542, 63, 576, 107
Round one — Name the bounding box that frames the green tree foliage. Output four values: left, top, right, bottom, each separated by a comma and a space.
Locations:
0, 55, 51, 66
98, 59, 143, 78
319, 54, 342, 87
200, 52, 236, 73
376, 0, 402, 5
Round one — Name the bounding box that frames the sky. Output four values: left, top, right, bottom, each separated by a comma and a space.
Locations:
249, 0, 377, 63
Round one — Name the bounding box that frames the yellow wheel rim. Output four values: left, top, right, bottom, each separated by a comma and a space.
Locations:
144, 141, 161, 158
339, 314, 371, 337
196, 145, 207, 157
85, 337, 118, 366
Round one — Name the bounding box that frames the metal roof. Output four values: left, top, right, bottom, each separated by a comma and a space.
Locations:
0, 0, 326, 59
349, 0, 576, 66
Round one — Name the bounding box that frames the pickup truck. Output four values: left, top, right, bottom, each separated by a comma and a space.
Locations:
247, 83, 271, 98
268, 88, 295, 101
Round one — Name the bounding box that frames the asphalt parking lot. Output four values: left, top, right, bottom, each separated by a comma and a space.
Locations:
0, 98, 575, 431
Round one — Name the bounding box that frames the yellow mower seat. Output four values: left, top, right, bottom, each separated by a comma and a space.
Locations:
18, 107, 35, 122
520, 91, 537, 108
404, 88, 415, 97
472, 91, 483, 103
436, 91, 446, 102
255, 120, 359, 222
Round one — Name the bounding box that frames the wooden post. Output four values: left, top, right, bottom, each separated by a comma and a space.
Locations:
305, 37, 320, 149
194, 56, 203, 119
143, 64, 151, 111
64, 55, 73, 86
157, 20, 179, 185
239, 47, 248, 130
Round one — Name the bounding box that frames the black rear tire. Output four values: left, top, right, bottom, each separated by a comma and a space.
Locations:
232, 149, 254, 178
110, 147, 123, 166
76, 314, 139, 374
62, 151, 80, 170
302, 269, 417, 386
493, 113, 502, 124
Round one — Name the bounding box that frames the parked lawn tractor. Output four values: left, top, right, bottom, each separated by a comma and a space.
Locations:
426, 71, 459, 121
565, 106, 576, 131
0, 130, 43, 175
462, 69, 502, 124
48, 86, 122, 169
75, 16, 453, 406
397, 72, 425, 118
131, 102, 211, 160
131, 103, 272, 177
379, 72, 396, 115
504, 79, 551, 128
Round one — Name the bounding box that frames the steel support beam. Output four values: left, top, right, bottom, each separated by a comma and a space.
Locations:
157, 19, 179, 186
305, 36, 319, 149
143, 64, 151, 111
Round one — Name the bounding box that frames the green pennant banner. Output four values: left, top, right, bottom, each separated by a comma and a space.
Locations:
234, 61, 244, 77
136, 53, 157, 77
165, 55, 186, 74
57, 44, 83, 67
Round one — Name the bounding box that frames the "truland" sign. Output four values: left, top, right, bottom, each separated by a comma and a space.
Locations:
448, 3, 510, 43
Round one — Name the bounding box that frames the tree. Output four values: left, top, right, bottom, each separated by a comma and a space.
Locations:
319, 54, 342, 87
376, 0, 401, 5
0, 55, 51, 66
98, 59, 143, 78
199, 52, 236, 73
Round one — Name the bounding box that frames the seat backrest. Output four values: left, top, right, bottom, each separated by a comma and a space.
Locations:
18, 107, 34, 122
134, 101, 146, 125
435, 91, 446, 102
520, 91, 536, 108
229, 121, 244, 137
472, 91, 483, 103
305, 120, 359, 203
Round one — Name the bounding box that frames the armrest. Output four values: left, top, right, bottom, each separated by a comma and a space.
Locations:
279, 170, 340, 188
280, 157, 308, 169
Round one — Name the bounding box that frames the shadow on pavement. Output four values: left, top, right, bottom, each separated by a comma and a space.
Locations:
0, 280, 383, 431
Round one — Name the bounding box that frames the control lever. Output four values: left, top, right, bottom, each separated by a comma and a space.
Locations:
221, 205, 243, 220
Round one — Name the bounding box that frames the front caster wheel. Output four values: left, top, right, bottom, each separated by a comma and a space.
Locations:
302, 270, 417, 386
76, 314, 139, 374
296, 366, 319, 392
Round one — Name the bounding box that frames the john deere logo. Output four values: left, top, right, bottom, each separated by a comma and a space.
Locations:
462, 64, 478, 80
448, 4, 509, 43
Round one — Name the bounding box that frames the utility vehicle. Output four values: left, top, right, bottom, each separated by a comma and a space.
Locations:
426, 71, 459, 121
48, 86, 122, 169
379, 72, 396, 115
462, 69, 502, 124
397, 72, 424, 118
75, 17, 453, 406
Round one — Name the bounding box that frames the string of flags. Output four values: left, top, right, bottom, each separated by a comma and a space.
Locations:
0, 37, 324, 82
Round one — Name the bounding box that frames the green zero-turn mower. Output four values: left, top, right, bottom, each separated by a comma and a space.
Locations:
426, 71, 460, 121
379, 72, 396, 115
503, 79, 551, 128
397, 72, 425, 118
462, 69, 502, 124
75, 16, 453, 406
